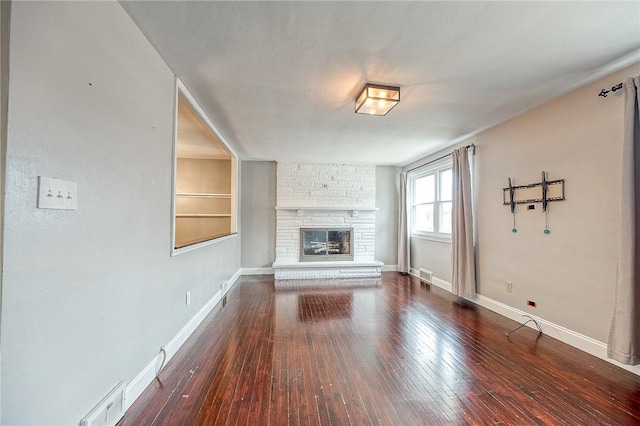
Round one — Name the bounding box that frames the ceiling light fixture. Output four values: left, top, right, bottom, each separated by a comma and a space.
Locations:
355, 83, 400, 116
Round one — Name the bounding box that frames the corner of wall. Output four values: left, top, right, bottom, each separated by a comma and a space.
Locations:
0, 0, 11, 420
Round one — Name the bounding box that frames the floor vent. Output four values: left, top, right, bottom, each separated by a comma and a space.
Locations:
419, 268, 433, 283
80, 381, 126, 426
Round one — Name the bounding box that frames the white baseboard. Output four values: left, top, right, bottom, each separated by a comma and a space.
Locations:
381, 264, 398, 272
408, 269, 451, 292
124, 269, 242, 409
407, 271, 640, 376
472, 294, 640, 376
241, 267, 274, 275
228, 269, 241, 288
431, 277, 452, 292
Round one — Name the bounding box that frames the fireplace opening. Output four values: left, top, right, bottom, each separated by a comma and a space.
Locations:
300, 228, 354, 261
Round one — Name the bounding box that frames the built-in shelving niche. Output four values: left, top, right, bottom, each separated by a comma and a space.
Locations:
172, 79, 238, 254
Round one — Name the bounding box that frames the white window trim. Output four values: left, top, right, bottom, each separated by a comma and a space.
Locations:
408, 158, 452, 242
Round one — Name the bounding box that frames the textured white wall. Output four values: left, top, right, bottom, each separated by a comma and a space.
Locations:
0, 1, 10, 421
276, 162, 376, 208
2, 3, 240, 424
406, 62, 640, 342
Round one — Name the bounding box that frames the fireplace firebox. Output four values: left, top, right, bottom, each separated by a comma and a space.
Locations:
300, 228, 354, 261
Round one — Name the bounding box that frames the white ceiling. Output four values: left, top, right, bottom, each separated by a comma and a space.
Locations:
121, 1, 640, 166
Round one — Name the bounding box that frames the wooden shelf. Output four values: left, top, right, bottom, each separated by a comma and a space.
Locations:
275, 206, 378, 217
176, 193, 231, 198
176, 214, 232, 218
276, 206, 378, 211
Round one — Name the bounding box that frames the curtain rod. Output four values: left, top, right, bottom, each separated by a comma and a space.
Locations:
598, 82, 623, 98
406, 143, 475, 174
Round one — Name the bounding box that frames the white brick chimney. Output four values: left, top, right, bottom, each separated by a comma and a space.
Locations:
273, 163, 382, 281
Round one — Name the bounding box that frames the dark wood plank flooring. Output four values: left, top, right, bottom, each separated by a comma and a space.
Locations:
120, 273, 640, 425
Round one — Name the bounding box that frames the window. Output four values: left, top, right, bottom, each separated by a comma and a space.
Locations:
410, 162, 452, 239
171, 79, 238, 255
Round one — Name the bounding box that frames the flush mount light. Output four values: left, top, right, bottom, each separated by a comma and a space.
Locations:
355, 83, 400, 116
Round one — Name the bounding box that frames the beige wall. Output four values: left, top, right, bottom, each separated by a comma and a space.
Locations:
176, 158, 231, 194
407, 62, 640, 343
475, 62, 640, 341
410, 239, 451, 282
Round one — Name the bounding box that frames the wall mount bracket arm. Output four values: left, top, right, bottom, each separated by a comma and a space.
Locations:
503, 172, 565, 207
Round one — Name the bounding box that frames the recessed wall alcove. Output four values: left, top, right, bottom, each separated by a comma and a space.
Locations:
172, 79, 238, 254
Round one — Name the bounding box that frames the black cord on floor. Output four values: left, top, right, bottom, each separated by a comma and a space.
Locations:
156, 347, 167, 378
506, 314, 542, 337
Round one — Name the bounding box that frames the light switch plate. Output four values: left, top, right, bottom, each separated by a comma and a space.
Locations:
37, 176, 77, 210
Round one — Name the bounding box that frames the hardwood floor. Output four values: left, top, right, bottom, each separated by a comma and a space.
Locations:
120, 273, 640, 425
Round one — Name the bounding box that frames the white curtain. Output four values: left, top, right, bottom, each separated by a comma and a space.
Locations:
609, 76, 640, 365
451, 146, 476, 298
398, 172, 410, 274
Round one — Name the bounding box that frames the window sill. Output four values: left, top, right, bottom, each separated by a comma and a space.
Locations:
410, 234, 452, 244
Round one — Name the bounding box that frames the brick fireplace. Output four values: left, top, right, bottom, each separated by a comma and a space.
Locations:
272, 163, 383, 282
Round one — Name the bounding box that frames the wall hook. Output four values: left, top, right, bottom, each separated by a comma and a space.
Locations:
598, 82, 623, 98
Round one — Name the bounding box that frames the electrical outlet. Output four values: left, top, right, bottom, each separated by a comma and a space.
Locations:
186, 291, 191, 306
505, 281, 513, 292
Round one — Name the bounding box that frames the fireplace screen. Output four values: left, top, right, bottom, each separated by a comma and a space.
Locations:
300, 228, 354, 261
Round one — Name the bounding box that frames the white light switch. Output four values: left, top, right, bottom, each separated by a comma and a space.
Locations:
37, 176, 77, 210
